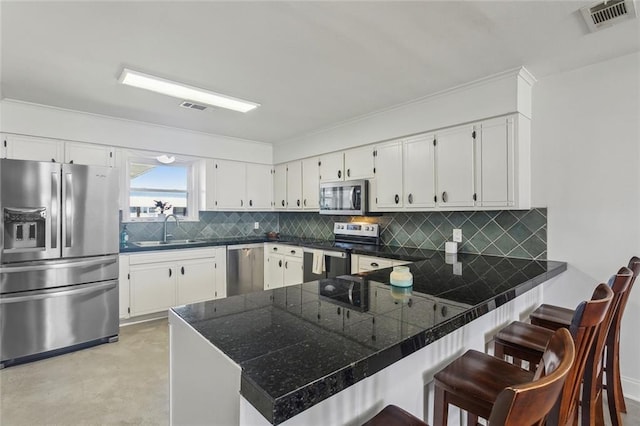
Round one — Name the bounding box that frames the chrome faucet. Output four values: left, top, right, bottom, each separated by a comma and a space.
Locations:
162, 214, 180, 243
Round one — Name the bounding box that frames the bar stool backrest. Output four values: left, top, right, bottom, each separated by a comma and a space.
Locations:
548, 283, 613, 426
489, 328, 575, 426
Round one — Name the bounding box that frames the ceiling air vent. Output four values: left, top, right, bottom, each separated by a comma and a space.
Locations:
580, 0, 637, 32
179, 101, 207, 111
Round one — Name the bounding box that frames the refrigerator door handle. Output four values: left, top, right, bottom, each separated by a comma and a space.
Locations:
64, 172, 73, 247
0, 280, 117, 304
0, 256, 116, 274
51, 171, 59, 249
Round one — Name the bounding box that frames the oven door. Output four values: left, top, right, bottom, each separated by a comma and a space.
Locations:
303, 249, 349, 282
319, 180, 367, 215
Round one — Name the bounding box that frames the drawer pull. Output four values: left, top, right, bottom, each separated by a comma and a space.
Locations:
371, 262, 379, 267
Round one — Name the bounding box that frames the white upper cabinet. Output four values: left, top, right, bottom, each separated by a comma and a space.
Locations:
64, 141, 114, 167
2, 134, 64, 163
435, 125, 475, 208
475, 117, 514, 207
319, 152, 344, 182
343, 145, 375, 180
286, 161, 303, 210
211, 160, 273, 211
403, 134, 436, 209
246, 163, 273, 210
301, 157, 320, 210
373, 140, 404, 209
214, 159, 246, 209
273, 163, 287, 210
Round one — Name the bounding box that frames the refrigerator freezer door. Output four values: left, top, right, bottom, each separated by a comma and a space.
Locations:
0, 279, 119, 366
61, 163, 119, 258
0, 159, 61, 263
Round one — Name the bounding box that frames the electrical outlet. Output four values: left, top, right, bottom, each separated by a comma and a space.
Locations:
453, 262, 463, 276
453, 228, 462, 243
254, 222, 259, 230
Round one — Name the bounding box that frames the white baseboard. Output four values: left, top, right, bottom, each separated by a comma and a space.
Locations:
622, 375, 640, 402
119, 311, 167, 327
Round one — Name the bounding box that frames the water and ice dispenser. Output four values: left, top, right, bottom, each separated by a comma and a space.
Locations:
3, 207, 47, 250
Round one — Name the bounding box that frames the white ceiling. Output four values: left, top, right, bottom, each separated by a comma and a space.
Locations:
1, 1, 639, 145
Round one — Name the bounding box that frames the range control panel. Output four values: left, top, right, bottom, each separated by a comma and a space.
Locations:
333, 222, 379, 238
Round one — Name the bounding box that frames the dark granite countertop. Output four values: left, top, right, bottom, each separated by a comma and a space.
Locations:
171, 252, 566, 425
120, 234, 436, 262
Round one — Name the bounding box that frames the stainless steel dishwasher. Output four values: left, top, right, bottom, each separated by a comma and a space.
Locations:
227, 243, 264, 296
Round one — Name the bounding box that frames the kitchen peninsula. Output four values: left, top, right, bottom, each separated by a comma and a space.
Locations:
169, 252, 566, 425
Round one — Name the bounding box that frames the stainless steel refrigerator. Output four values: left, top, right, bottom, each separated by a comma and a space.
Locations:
0, 159, 120, 368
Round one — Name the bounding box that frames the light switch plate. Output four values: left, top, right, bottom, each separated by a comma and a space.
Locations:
254, 222, 259, 230
453, 229, 462, 243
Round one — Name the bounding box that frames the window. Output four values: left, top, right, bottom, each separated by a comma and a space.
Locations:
123, 152, 199, 222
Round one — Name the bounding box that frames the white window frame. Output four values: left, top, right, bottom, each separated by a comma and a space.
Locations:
121, 150, 200, 222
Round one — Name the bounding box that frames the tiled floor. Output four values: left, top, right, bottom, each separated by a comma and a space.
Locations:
1, 318, 638, 425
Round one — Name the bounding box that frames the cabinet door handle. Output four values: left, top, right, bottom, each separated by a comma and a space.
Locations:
240, 199, 243, 207
337, 307, 341, 315
249, 199, 253, 207
181, 266, 185, 275
408, 193, 413, 204
347, 168, 351, 177
278, 260, 282, 267
281, 200, 285, 207
169, 268, 172, 277
394, 194, 399, 204
338, 170, 342, 179
346, 310, 350, 319
442, 191, 448, 203
297, 199, 300, 207
303, 199, 307, 207
285, 261, 288, 269
371, 262, 379, 267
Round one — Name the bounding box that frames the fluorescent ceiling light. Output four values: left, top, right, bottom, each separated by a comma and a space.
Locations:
118, 68, 260, 113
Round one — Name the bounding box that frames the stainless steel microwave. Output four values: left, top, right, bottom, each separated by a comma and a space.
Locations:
319, 180, 368, 215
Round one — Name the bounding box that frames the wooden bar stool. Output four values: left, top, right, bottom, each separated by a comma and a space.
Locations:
364, 328, 575, 426
433, 284, 612, 426
529, 257, 639, 426
494, 273, 630, 426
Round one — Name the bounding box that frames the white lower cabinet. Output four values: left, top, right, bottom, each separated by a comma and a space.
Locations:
126, 247, 226, 317
283, 256, 303, 287
175, 258, 216, 305
130, 263, 176, 316
264, 244, 303, 289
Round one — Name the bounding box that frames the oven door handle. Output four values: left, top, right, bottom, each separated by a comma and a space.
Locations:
303, 248, 346, 258
0, 280, 117, 304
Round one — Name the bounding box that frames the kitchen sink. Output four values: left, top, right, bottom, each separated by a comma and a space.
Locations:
131, 239, 200, 247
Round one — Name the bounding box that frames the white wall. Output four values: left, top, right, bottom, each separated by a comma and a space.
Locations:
0, 99, 273, 164
531, 51, 640, 400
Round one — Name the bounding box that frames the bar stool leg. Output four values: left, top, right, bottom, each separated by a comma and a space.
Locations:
434, 383, 448, 426
605, 335, 624, 425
